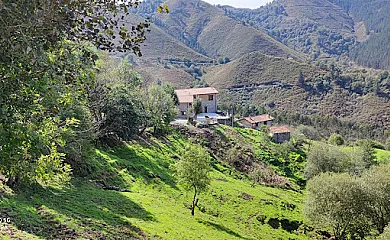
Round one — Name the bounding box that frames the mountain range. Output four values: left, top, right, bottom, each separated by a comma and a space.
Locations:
124, 0, 390, 133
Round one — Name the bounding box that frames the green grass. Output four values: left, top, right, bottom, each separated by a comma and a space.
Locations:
1, 129, 311, 239
376, 149, 390, 163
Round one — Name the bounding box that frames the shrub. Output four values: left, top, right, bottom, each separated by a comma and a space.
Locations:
328, 133, 345, 146
296, 125, 321, 141
305, 173, 370, 240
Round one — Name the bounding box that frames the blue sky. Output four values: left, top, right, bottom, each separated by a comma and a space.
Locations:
203, 0, 273, 9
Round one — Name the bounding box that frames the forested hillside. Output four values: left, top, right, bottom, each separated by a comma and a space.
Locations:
221, 0, 356, 61
221, 0, 390, 69
204, 52, 390, 138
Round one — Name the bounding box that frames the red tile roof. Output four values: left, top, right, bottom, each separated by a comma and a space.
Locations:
270, 125, 291, 134
239, 114, 274, 124
175, 87, 218, 103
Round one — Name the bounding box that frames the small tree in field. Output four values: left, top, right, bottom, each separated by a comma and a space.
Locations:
174, 142, 211, 216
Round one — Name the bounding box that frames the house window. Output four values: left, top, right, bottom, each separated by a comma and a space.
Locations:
208, 95, 214, 101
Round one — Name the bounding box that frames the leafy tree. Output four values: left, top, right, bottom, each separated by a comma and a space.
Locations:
174, 142, 212, 216
305, 173, 370, 240
163, 83, 179, 105
304, 143, 346, 179
328, 133, 345, 146
0, 0, 168, 61
141, 83, 178, 134
0, 1, 167, 187
361, 164, 390, 234
296, 125, 321, 141
357, 139, 377, 165
305, 143, 375, 179
88, 55, 143, 143
298, 71, 305, 86
0, 42, 95, 187
192, 97, 202, 120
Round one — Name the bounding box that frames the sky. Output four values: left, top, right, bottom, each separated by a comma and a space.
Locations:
202, 0, 273, 9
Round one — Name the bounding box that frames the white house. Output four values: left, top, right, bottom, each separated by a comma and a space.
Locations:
175, 87, 219, 118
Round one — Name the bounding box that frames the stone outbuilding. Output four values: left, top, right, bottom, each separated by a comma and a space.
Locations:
237, 114, 274, 129
269, 125, 291, 143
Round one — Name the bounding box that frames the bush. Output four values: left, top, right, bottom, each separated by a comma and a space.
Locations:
304, 144, 346, 179
328, 133, 345, 146
386, 137, 390, 151
296, 125, 321, 141
305, 173, 370, 240
304, 143, 374, 179
377, 225, 390, 240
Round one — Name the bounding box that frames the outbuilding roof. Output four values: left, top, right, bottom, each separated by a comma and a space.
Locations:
239, 114, 274, 124
270, 125, 291, 134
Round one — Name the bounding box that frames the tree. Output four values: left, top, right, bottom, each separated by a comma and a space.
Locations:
192, 97, 202, 120
0, 0, 168, 62
0, 42, 94, 187
361, 164, 390, 234
163, 83, 179, 106
304, 143, 347, 179
88, 55, 143, 143
174, 142, 212, 216
305, 173, 370, 240
141, 83, 178, 134
304, 143, 374, 179
357, 139, 377, 165
298, 71, 305, 86
0, 1, 167, 187
328, 133, 345, 146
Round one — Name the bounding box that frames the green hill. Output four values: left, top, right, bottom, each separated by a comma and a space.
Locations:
1, 126, 311, 240
2, 124, 390, 239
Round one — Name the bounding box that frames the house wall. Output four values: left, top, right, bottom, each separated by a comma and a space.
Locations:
177, 93, 218, 118
178, 103, 190, 118
265, 120, 273, 127
272, 132, 291, 143
197, 94, 217, 113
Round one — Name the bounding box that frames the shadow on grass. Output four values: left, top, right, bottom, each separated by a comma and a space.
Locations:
103, 145, 178, 189
0, 180, 154, 239
198, 219, 252, 240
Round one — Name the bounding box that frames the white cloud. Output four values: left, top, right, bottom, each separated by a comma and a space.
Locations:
202, 0, 273, 9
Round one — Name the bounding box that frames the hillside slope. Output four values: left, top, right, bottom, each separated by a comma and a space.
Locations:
223, 0, 390, 69
135, 0, 306, 61
1, 126, 312, 240
222, 0, 356, 61
204, 52, 390, 128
